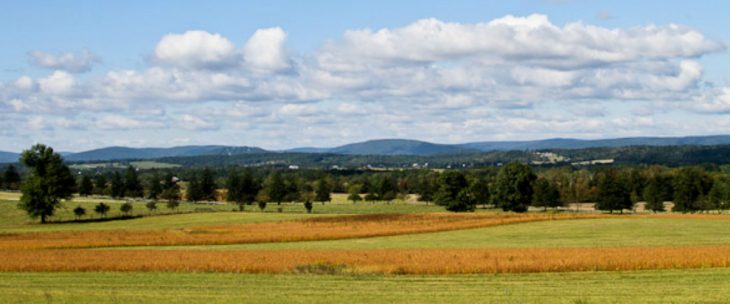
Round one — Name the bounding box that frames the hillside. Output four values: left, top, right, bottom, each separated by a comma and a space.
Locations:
0, 151, 19, 163
64, 145, 269, 162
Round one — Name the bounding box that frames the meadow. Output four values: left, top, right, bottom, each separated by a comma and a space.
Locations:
3, 191, 730, 302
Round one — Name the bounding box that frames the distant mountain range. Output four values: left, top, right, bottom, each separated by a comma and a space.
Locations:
3, 135, 730, 163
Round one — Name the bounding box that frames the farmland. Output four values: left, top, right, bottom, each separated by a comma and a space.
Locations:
3, 191, 730, 303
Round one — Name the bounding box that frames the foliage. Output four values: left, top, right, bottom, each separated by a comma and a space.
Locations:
124, 166, 144, 198
73, 206, 86, 219
595, 169, 633, 213
673, 167, 712, 213
120, 202, 133, 216
94, 203, 110, 218
315, 178, 332, 203
433, 171, 475, 212
492, 162, 536, 212
110, 172, 125, 199
78, 175, 93, 197
17, 144, 76, 223
532, 178, 562, 210
2, 165, 21, 190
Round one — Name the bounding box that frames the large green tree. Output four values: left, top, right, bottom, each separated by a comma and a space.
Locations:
266, 171, 287, 205
124, 165, 143, 198
532, 178, 562, 211
199, 167, 217, 201
595, 169, 633, 214
433, 171, 475, 212
17, 144, 76, 223
492, 162, 536, 212
314, 178, 332, 204
110, 171, 125, 199
673, 167, 712, 213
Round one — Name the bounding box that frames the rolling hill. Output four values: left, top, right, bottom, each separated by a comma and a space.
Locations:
63, 145, 269, 162
0, 151, 19, 163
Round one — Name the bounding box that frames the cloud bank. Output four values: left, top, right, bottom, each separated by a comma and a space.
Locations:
2, 14, 729, 150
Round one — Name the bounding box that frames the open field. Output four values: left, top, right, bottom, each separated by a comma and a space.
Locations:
3, 246, 730, 273
3, 269, 730, 304
0, 213, 602, 249
185, 216, 730, 250
4, 192, 730, 302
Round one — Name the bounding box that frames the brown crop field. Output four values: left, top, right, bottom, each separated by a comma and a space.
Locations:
2, 246, 730, 274
0, 212, 607, 250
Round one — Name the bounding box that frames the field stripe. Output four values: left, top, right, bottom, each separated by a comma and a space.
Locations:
2, 246, 730, 274
0, 213, 607, 250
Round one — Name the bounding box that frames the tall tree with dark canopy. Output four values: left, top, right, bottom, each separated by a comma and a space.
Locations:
433, 171, 475, 212
469, 176, 491, 208
3, 165, 21, 190
124, 165, 143, 198
673, 167, 712, 213
643, 176, 666, 213
78, 175, 93, 197
314, 178, 332, 204
226, 170, 243, 209
110, 171, 125, 198
595, 169, 633, 214
199, 167, 217, 201
17, 144, 76, 223
93, 174, 108, 195
492, 162, 536, 212
266, 171, 286, 205
186, 172, 202, 202
160, 172, 180, 205
147, 174, 162, 200
532, 178, 562, 211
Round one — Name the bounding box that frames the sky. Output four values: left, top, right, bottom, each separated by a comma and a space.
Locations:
1, 0, 730, 152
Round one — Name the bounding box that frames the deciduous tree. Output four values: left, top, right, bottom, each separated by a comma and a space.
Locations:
18, 144, 76, 223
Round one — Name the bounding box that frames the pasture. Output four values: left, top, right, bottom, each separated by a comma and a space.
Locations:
2, 191, 730, 303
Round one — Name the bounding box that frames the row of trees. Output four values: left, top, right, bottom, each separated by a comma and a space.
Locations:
15, 143, 730, 223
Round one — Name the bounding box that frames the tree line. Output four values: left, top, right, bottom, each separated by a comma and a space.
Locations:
12, 144, 730, 223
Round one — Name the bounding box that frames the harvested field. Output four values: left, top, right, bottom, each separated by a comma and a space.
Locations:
0, 213, 605, 250
2, 246, 730, 274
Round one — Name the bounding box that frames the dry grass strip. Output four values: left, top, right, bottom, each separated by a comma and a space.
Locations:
1, 246, 729, 274
0, 213, 606, 250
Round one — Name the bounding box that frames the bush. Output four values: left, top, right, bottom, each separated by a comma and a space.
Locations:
120, 202, 133, 216
304, 200, 313, 213
293, 262, 346, 275
73, 206, 86, 220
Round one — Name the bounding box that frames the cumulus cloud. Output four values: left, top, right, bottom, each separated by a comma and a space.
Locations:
2, 15, 730, 150
96, 115, 165, 130
28, 49, 100, 73
154, 30, 237, 69
178, 114, 218, 131
243, 27, 290, 72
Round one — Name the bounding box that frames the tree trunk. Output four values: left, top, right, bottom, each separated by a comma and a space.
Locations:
41, 214, 46, 224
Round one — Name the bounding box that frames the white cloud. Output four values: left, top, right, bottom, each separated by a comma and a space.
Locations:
37, 71, 75, 95
243, 27, 290, 72
28, 49, 99, 73
154, 30, 237, 69
178, 114, 218, 131
2, 15, 730, 151
96, 115, 165, 130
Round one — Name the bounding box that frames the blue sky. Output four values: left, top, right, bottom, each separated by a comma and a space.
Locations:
1, 0, 730, 152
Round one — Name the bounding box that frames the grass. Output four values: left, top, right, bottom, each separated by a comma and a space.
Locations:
0, 213, 598, 249
2, 269, 730, 303
4, 246, 730, 273
189, 217, 730, 250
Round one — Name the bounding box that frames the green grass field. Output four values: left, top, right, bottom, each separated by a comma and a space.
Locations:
3, 269, 730, 304
156, 217, 730, 250
4, 190, 730, 303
